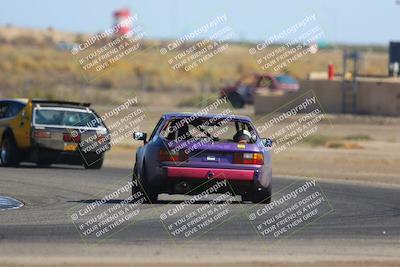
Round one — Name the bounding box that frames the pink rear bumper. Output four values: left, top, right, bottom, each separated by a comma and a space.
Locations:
166, 166, 254, 181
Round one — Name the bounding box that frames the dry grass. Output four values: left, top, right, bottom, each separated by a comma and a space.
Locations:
302, 134, 370, 149
0, 27, 388, 105
325, 141, 364, 149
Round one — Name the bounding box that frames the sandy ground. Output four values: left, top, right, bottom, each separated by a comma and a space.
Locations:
104, 113, 400, 186
106, 140, 400, 185
1, 259, 399, 267
96, 105, 400, 187
1, 239, 400, 267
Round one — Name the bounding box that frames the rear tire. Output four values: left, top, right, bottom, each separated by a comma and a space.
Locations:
227, 92, 245, 109
252, 186, 272, 204
143, 189, 158, 204
132, 163, 158, 203
36, 160, 53, 168
84, 157, 104, 169
0, 135, 20, 167
241, 192, 253, 203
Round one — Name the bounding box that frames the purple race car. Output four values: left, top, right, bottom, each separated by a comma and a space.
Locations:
132, 113, 272, 203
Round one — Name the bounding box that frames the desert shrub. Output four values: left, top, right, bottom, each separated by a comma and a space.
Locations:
344, 134, 372, 141
97, 78, 115, 89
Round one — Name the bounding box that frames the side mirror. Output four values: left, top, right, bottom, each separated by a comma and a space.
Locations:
133, 132, 147, 142
21, 110, 27, 119
262, 138, 273, 148
20, 110, 28, 126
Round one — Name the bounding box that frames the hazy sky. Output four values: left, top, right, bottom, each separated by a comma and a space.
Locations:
0, 0, 399, 44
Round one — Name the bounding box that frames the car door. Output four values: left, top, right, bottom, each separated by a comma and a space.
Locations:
2, 101, 30, 148
8, 102, 30, 148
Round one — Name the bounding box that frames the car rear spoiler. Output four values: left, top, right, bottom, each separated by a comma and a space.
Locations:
31, 99, 91, 108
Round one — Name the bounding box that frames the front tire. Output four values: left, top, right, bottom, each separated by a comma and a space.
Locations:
0, 135, 20, 167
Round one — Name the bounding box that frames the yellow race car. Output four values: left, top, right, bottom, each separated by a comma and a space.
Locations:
0, 99, 110, 169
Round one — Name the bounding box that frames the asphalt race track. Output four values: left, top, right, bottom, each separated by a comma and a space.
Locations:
0, 165, 399, 261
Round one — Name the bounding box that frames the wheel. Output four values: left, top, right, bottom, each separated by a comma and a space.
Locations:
142, 188, 158, 204
241, 192, 253, 203
0, 135, 20, 167
84, 157, 104, 169
132, 163, 158, 203
252, 186, 272, 204
227, 92, 245, 109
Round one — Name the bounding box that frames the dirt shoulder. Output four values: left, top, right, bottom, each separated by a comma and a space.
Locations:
105, 140, 400, 186
102, 111, 400, 186
1, 258, 399, 267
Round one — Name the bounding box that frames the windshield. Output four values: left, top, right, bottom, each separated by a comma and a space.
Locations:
161, 117, 256, 143
34, 108, 103, 127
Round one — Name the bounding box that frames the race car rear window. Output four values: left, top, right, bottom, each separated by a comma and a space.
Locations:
162, 117, 255, 143
34, 108, 102, 127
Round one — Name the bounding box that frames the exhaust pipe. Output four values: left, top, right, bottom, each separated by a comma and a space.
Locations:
174, 181, 192, 193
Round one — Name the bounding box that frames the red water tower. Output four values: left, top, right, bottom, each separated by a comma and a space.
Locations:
113, 8, 132, 36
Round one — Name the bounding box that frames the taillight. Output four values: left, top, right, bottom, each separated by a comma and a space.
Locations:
96, 129, 109, 144
33, 130, 51, 139
234, 152, 264, 165
63, 133, 81, 143
97, 134, 107, 144
159, 149, 188, 162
